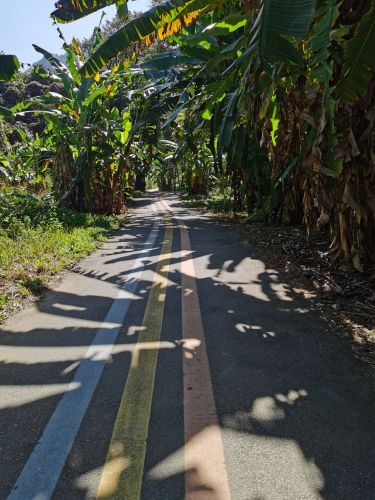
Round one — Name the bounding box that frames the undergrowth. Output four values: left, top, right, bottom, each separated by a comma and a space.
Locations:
180, 188, 235, 214
0, 193, 123, 320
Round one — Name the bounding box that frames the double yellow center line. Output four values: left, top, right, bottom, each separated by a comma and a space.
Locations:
97, 200, 230, 499
97, 210, 173, 499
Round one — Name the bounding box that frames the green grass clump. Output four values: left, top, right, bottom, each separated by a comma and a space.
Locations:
0, 193, 122, 320
181, 188, 234, 214
206, 191, 234, 213
0, 192, 61, 232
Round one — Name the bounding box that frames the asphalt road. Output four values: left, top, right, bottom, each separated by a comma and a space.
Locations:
1, 193, 374, 500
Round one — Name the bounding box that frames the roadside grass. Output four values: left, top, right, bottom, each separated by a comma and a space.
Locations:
181, 189, 246, 216
0, 195, 123, 321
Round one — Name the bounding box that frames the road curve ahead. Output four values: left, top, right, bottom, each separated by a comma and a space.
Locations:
1, 193, 374, 500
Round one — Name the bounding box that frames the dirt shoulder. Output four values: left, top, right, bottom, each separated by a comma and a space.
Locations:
230, 219, 375, 365
191, 203, 375, 366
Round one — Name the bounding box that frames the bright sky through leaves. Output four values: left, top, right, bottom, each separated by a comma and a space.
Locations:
0, 0, 149, 65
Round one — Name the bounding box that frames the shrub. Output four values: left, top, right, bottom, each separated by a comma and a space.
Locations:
0, 193, 61, 232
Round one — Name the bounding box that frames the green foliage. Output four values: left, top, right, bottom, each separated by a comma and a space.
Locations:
1, 0, 375, 272
0, 192, 121, 320
182, 184, 234, 213
1, 40, 139, 214
249, 0, 315, 65
0, 55, 20, 81
52, 0, 120, 23
80, 0, 216, 76
338, 0, 375, 103
308, 0, 341, 82
0, 193, 61, 232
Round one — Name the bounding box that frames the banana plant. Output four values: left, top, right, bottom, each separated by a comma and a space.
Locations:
2, 0, 373, 269
2, 42, 136, 213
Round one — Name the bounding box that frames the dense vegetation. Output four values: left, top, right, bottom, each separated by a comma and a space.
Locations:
0, 192, 121, 319
1, 0, 374, 282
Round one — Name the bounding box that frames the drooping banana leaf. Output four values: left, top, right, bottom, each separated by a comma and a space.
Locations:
52, 0, 119, 23
10, 93, 67, 115
138, 51, 204, 71
0, 87, 79, 122
228, 125, 246, 169
338, 1, 375, 103
249, 0, 315, 65
202, 78, 232, 120
217, 88, 241, 155
32, 45, 75, 99
33, 44, 68, 75
0, 106, 13, 118
183, 12, 248, 43
80, 0, 216, 76
308, 0, 340, 82
161, 91, 190, 128
0, 54, 20, 81
134, 93, 182, 131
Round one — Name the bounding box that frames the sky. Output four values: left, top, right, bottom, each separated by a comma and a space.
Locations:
0, 0, 149, 65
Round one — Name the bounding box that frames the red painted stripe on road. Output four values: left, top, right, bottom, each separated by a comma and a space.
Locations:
160, 199, 231, 500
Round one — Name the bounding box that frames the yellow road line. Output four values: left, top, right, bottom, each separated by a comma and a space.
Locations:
160, 198, 231, 500
97, 213, 173, 500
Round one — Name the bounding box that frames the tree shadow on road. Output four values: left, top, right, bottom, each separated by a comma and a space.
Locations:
0, 197, 374, 499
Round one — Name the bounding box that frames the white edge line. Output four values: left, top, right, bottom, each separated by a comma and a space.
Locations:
8, 203, 160, 500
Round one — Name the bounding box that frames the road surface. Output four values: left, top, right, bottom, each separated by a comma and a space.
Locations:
1, 193, 374, 499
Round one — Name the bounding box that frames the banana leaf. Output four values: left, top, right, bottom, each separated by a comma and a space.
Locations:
52, 0, 119, 23
249, 0, 315, 65
0, 54, 20, 81
338, 1, 375, 103
139, 51, 204, 71
80, 0, 215, 76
